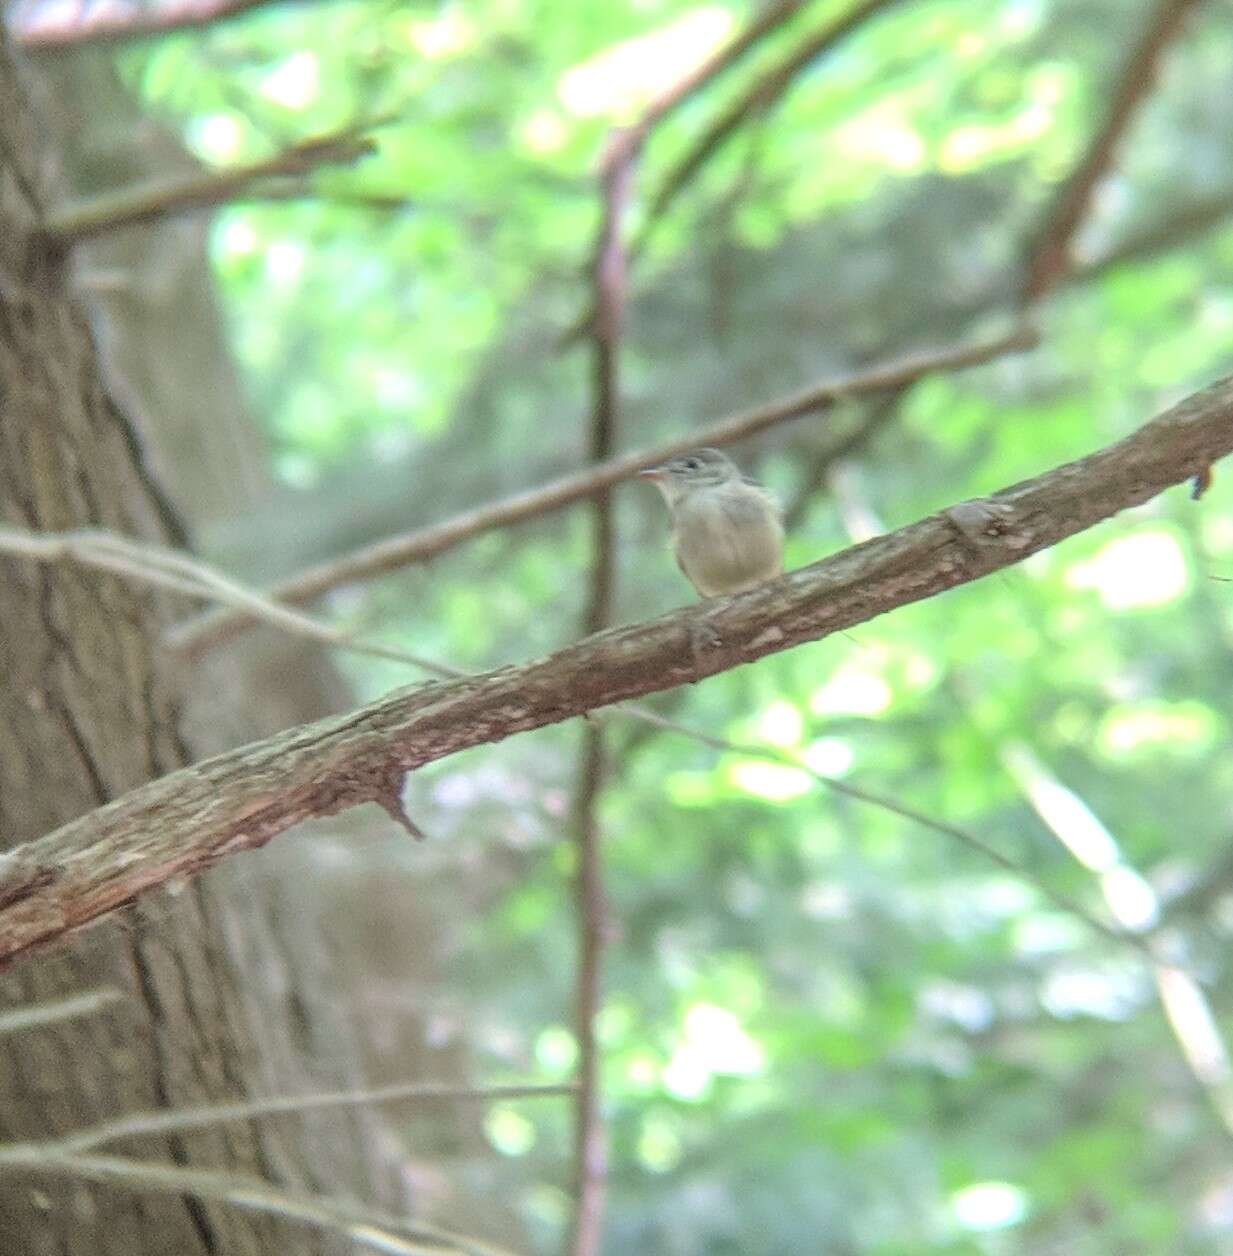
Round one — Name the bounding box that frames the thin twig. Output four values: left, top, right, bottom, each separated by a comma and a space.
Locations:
173, 324, 1037, 657
14, 0, 319, 48
608, 0, 808, 173
1076, 190, 1233, 285
617, 707, 1137, 950
50, 1081, 575, 1155
0, 988, 125, 1037
995, 738, 1233, 1138
617, 702, 1233, 1140
640, 0, 907, 243
782, 390, 905, 532
0, 525, 458, 678
1, 372, 1229, 963
44, 123, 384, 246
558, 0, 808, 343
567, 130, 635, 1256
0, 1147, 516, 1256
1021, 0, 1203, 303
569, 728, 608, 1256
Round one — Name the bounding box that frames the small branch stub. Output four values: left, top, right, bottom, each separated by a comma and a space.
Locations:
374, 778, 428, 841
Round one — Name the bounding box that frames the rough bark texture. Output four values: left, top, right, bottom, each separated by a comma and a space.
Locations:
0, 31, 315, 1255
3, 371, 1231, 965
12, 45, 525, 1250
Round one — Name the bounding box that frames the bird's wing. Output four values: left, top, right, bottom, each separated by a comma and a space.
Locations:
740, 477, 782, 519
721, 485, 783, 533
674, 541, 699, 587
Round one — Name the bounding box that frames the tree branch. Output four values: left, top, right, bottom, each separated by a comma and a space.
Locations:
1076, 190, 1233, 286
171, 325, 1037, 657
567, 127, 635, 1256
0, 1146, 516, 1256
606, 0, 808, 172
1020, 0, 1203, 303
0, 524, 458, 677
618, 707, 1134, 950
641, 0, 907, 240
560, 0, 806, 346
1, 373, 1229, 964
0, 988, 124, 1037
44, 125, 379, 246
14, 0, 320, 49
996, 738, 1233, 1137
50, 1081, 574, 1155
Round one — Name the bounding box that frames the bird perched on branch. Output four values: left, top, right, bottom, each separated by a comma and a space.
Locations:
639, 448, 784, 597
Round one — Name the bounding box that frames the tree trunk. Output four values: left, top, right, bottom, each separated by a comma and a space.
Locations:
0, 30, 323, 1254
1, 29, 529, 1251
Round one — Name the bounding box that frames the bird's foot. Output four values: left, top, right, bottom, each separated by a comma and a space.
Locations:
688, 610, 724, 675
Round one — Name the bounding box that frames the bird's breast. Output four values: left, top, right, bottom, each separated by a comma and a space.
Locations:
672, 483, 784, 596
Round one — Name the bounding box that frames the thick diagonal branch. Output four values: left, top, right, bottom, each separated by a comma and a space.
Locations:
1, 374, 1229, 965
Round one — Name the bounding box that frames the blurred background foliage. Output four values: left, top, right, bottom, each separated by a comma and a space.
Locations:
41, 0, 1233, 1249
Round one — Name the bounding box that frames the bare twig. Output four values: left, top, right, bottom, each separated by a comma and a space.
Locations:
567, 131, 636, 1256
616, 707, 1135, 949
1021, 0, 1203, 303
560, 0, 806, 346
1076, 190, 1233, 285
173, 324, 1037, 657
14, 0, 321, 49
0, 988, 124, 1037
618, 702, 1233, 1138
1161, 843, 1233, 922
608, 0, 808, 173
569, 727, 608, 1256
0, 525, 458, 678
782, 390, 905, 532
44, 123, 382, 246
0, 1146, 516, 1256
997, 740, 1233, 1137
0, 372, 1229, 963
641, 0, 907, 240
50, 1081, 574, 1155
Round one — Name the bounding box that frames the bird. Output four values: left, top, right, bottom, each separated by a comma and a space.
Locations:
639, 448, 784, 597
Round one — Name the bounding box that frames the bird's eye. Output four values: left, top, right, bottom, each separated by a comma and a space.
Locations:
683, 458, 699, 470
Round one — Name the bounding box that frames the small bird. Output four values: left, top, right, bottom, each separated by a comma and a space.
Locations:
639, 448, 784, 597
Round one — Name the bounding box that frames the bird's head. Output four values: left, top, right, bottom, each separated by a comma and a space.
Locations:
638, 448, 739, 505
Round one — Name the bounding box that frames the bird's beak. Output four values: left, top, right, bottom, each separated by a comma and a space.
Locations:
638, 466, 665, 481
